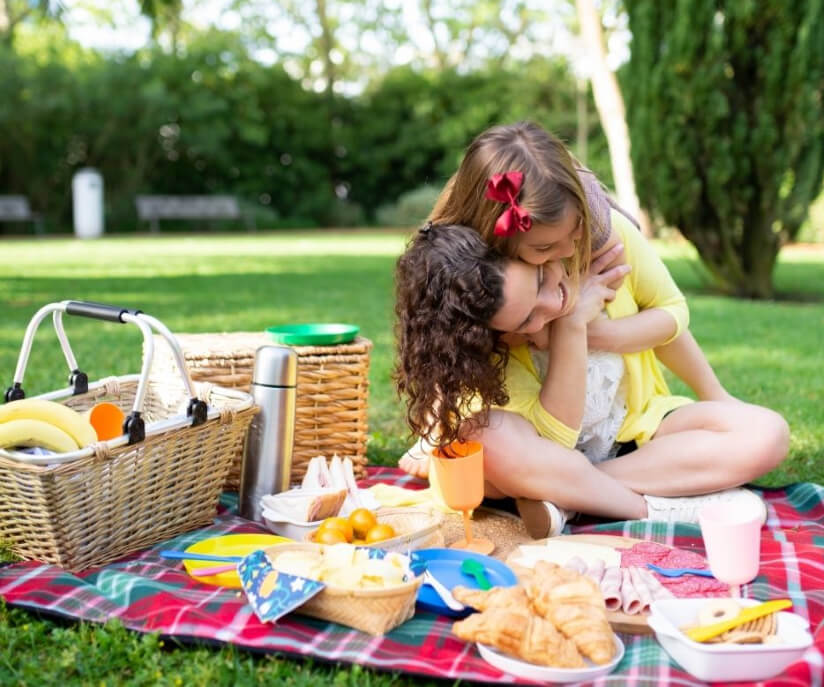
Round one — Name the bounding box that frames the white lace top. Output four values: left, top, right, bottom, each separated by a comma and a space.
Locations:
529, 346, 628, 464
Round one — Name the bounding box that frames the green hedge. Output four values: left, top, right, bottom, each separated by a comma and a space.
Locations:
0, 31, 610, 233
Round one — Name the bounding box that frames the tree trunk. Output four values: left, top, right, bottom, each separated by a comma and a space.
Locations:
576, 78, 588, 165
575, 0, 649, 236
315, 0, 336, 99
0, 0, 9, 38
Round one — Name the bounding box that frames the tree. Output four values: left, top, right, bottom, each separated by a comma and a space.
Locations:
575, 0, 646, 234
138, 0, 184, 52
0, 0, 62, 46
624, 1, 824, 298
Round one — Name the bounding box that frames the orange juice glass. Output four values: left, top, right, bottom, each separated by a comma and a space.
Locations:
430, 440, 484, 512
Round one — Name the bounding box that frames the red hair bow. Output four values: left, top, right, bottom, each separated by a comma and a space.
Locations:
485, 171, 532, 237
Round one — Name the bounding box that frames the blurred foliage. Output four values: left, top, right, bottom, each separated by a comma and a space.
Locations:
375, 184, 442, 228
0, 29, 610, 234
624, 1, 824, 298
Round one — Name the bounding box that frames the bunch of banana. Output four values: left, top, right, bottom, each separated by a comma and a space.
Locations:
0, 399, 98, 453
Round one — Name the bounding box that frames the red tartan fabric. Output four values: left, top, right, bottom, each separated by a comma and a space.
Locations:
1, 467, 823, 686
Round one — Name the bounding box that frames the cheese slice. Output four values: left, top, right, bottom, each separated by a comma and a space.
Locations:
512, 540, 621, 569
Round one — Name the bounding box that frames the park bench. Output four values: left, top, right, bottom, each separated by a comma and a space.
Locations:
0, 195, 44, 234
135, 195, 256, 233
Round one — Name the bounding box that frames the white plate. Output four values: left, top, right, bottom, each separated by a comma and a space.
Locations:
477, 634, 624, 683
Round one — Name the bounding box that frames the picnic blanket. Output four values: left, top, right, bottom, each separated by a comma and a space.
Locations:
1, 467, 823, 686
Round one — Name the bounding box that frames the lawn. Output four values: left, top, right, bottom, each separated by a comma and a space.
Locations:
0, 231, 822, 685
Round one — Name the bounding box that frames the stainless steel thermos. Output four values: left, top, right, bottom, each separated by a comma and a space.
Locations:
239, 345, 298, 522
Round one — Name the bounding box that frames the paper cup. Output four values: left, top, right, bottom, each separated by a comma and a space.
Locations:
84, 402, 125, 441
699, 500, 762, 586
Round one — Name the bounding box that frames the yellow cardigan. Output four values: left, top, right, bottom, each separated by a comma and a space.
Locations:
503, 210, 693, 448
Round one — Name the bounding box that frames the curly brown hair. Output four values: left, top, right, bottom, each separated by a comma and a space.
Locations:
394, 224, 511, 448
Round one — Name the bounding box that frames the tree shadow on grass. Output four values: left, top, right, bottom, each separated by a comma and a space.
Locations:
663, 256, 824, 304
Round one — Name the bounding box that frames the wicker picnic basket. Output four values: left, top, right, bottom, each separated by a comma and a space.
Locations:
265, 542, 423, 635
149, 331, 371, 489
0, 302, 258, 572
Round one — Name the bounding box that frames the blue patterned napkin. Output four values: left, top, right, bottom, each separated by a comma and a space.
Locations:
238, 549, 325, 623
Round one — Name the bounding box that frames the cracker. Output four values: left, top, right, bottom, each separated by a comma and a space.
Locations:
722, 630, 765, 644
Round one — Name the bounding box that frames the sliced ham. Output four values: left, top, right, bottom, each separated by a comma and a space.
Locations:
628, 566, 654, 613
637, 567, 675, 601
586, 557, 606, 585
600, 566, 622, 611
620, 567, 643, 615
564, 555, 588, 575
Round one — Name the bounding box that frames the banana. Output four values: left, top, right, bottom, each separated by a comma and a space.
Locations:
0, 418, 79, 453
0, 399, 97, 448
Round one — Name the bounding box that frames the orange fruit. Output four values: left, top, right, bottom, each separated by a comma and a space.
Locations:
318, 516, 354, 543
348, 508, 378, 539
314, 527, 348, 545
365, 523, 396, 544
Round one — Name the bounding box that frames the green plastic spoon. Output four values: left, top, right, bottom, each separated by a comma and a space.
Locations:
461, 558, 492, 590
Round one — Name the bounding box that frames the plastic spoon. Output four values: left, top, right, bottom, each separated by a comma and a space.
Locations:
192, 564, 237, 576
422, 570, 465, 612
461, 558, 492, 590
159, 550, 243, 563
647, 563, 715, 578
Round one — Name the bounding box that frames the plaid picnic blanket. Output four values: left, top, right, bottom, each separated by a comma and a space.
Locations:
1, 467, 823, 686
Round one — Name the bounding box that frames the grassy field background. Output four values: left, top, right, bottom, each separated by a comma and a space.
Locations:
0, 231, 822, 685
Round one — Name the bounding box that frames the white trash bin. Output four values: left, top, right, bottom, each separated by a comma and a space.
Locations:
72, 168, 104, 239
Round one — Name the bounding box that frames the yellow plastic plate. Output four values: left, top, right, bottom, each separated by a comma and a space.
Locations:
183, 533, 291, 588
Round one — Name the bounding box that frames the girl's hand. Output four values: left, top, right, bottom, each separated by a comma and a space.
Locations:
564, 259, 631, 328
591, 228, 628, 290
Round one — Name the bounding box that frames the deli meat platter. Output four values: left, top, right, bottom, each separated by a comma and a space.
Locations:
505, 534, 732, 635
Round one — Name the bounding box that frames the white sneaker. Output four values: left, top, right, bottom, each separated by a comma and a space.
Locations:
516, 499, 574, 539
644, 488, 767, 525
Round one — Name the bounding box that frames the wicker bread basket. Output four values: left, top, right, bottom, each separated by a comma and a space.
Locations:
149, 332, 371, 489
307, 507, 444, 552
265, 542, 423, 635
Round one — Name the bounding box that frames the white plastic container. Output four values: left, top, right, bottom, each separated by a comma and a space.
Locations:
72, 168, 104, 238
648, 598, 813, 682
261, 508, 322, 541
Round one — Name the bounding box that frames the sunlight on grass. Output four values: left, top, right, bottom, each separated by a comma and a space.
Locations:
0, 230, 822, 683
1, 231, 821, 482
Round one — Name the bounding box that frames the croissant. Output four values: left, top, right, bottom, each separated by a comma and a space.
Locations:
452, 608, 585, 668
452, 585, 530, 613
526, 562, 615, 665
526, 562, 605, 611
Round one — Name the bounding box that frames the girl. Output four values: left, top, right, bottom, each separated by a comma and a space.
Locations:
394, 223, 789, 536
400, 121, 741, 525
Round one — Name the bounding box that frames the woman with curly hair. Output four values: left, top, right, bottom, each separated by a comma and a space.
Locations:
395, 120, 778, 536
394, 224, 789, 537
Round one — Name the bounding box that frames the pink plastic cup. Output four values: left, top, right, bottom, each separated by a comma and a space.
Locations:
698, 500, 762, 586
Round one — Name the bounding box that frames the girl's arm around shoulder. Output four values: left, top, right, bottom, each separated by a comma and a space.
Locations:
588, 213, 689, 352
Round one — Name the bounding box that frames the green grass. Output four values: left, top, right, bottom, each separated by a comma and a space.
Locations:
1, 231, 822, 685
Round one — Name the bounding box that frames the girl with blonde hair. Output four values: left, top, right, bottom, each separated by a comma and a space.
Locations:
396, 122, 787, 536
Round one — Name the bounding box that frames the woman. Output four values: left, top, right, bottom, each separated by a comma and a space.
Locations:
394, 223, 789, 537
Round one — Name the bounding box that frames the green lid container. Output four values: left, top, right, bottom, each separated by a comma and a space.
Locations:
265, 323, 359, 346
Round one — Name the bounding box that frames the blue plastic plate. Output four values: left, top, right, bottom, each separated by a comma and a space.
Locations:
411, 548, 518, 618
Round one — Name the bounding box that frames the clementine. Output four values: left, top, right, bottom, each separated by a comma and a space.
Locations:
348, 508, 378, 539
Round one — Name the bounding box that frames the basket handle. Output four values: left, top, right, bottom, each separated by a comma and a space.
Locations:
4, 301, 208, 444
